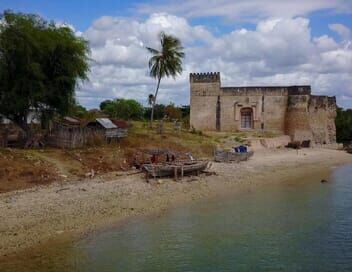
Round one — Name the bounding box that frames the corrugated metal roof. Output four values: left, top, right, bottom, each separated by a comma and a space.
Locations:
63, 116, 81, 124
96, 118, 117, 129
111, 120, 129, 129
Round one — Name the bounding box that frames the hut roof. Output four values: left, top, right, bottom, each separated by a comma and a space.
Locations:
63, 116, 81, 125
111, 120, 128, 129
96, 118, 117, 129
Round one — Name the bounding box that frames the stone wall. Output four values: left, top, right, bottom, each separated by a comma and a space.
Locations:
189, 72, 337, 144
219, 87, 288, 133
284, 93, 313, 142
308, 96, 337, 144
190, 73, 220, 130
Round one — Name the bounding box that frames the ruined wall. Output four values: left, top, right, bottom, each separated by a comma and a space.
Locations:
284, 87, 313, 142
308, 96, 337, 144
219, 87, 287, 133
261, 89, 288, 133
189, 72, 337, 144
190, 73, 221, 130
220, 88, 262, 131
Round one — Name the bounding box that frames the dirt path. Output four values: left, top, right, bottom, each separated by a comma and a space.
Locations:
30, 150, 86, 180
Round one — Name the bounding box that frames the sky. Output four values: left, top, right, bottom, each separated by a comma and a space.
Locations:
1, 0, 352, 109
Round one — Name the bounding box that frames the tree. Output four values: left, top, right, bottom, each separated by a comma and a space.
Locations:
335, 107, 352, 143
143, 104, 166, 120
100, 99, 144, 120
0, 11, 89, 146
69, 104, 96, 121
99, 100, 112, 112
165, 103, 182, 120
146, 32, 184, 127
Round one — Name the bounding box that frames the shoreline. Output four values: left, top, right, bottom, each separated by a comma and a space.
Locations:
1, 148, 351, 257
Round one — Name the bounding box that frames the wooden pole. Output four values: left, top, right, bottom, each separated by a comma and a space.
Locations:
174, 166, 178, 181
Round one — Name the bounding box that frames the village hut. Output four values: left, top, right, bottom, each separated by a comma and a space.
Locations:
0, 124, 23, 147
0, 112, 41, 147
86, 118, 125, 140
47, 116, 86, 149
111, 120, 129, 138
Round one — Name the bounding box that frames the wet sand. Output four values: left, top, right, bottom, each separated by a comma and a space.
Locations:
0, 148, 351, 257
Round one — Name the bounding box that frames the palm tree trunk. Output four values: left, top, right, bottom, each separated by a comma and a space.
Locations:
150, 76, 161, 128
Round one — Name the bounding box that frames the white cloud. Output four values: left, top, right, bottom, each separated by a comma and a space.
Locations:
78, 14, 352, 109
137, 0, 352, 21
329, 23, 352, 40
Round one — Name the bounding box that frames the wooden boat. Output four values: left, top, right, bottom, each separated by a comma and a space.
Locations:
142, 160, 209, 179
214, 149, 254, 163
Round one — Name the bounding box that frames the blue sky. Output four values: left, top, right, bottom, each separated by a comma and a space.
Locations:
2, 0, 351, 38
1, 1, 352, 108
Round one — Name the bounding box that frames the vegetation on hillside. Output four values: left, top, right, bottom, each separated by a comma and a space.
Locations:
0, 11, 90, 146
336, 107, 352, 143
0, 121, 220, 193
100, 99, 144, 120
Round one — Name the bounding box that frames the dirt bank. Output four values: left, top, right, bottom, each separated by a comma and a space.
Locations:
0, 148, 351, 257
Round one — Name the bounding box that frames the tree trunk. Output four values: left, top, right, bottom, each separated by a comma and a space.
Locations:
16, 119, 34, 148
150, 76, 161, 128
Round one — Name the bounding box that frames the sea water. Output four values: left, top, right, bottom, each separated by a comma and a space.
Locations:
1, 165, 352, 271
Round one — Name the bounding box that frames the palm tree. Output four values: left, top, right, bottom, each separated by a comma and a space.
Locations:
146, 32, 184, 127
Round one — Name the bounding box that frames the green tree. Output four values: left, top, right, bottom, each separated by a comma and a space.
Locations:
69, 104, 96, 121
335, 107, 352, 143
146, 32, 184, 127
99, 100, 112, 111
100, 99, 144, 120
143, 104, 166, 120
0, 11, 89, 146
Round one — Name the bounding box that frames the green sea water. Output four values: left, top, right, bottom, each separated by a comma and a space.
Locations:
2, 165, 352, 271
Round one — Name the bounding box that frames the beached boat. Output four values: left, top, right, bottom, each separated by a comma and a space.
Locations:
214, 149, 254, 163
142, 160, 209, 179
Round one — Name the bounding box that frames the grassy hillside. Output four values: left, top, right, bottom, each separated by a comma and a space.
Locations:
0, 121, 276, 193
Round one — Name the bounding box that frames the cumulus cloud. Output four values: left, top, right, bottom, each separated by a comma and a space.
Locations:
137, 0, 352, 22
78, 13, 352, 109
329, 23, 352, 40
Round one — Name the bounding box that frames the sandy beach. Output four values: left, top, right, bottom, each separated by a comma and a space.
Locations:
1, 148, 351, 257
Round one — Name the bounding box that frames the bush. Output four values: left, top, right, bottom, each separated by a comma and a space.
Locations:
336, 107, 352, 143
100, 99, 144, 120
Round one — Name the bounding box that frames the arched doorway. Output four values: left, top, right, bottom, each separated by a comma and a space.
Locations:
240, 108, 253, 129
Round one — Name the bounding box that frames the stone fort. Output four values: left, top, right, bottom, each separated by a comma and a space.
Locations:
190, 72, 337, 145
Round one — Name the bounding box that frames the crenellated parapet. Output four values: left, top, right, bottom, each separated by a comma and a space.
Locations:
190, 72, 220, 83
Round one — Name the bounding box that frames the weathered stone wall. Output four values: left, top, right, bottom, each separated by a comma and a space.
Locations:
261, 90, 288, 133
189, 72, 337, 144
308, 96, 337, 144
220, 88, 262, 131
284, 92, 313, 142
190, 73, 221, 130
219, 87, 288, 133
